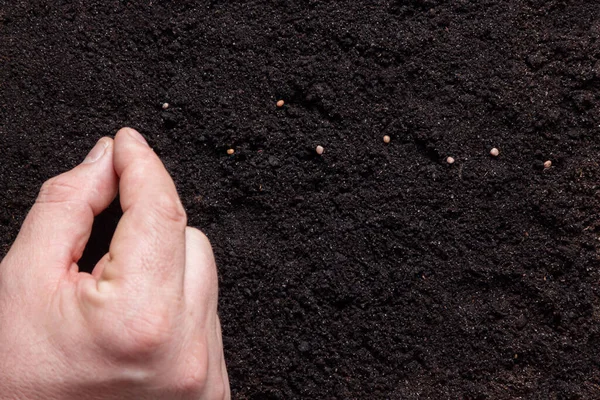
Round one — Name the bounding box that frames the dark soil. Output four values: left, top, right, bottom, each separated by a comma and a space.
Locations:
2, 1, 600, 398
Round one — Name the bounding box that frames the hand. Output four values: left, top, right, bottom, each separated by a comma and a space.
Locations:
0, 128, 230, 399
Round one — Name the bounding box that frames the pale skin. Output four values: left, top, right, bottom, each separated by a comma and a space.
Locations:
0, 128, 230, 399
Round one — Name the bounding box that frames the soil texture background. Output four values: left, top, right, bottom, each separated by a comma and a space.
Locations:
2, 1, 600, 398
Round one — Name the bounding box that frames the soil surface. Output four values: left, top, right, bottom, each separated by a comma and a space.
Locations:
2, 1, 600, 398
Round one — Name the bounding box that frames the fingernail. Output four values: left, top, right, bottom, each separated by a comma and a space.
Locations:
128, 129, 149, 146
83, 139, 109, 164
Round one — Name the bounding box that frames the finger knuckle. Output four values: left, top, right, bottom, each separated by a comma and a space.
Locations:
177, 366, 209, 397
38, 175, 80, 205
118, 308, 174, 358
152, 191, 187, 227
175, 346, 228, 399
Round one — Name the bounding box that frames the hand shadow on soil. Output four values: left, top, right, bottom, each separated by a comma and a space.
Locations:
78, 197, 122, 274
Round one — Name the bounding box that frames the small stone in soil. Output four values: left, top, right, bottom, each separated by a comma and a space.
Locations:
298, 341, 310, 353
268, 156, 280, 167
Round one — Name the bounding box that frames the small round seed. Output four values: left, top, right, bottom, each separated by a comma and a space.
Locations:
162, 103, 169, 110
227, 148, 235, 155
316, 145, 324, 155
490, 148, 499, 157
383, 135, 391, 144
446, 156, 455, 164
276, 100, 285, 108
544, 160, 552, 169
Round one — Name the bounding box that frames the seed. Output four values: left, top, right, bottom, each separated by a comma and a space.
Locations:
227, 148, 235, 155
490, 148, 499, 157
276, 100, 285, 108
446, 156, 455, 164
316, 145, 324, 155
162, 103, 169, 110
544, 160, 552, 169
383, 135, 391, 143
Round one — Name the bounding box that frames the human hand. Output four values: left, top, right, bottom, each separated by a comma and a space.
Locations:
0, 128, 229, 399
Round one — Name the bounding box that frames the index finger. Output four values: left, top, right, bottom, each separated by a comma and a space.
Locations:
97, 128, 187, 294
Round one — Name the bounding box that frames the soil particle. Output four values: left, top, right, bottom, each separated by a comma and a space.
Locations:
268, 156, 281, 167
298, 341, 310, 353
515, 314, 528, 330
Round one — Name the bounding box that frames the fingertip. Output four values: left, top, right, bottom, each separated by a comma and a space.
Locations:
113, 128, 156, 180
115, 127, 136, 137
95, 136, 115, 155
82, 137, 112, 164
115, 127, 148, 147
101, 136, 114, 146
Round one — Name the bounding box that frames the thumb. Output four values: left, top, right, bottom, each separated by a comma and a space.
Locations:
5, 138, 118, 281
